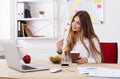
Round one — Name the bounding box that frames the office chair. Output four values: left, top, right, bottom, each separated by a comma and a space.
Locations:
100, 42, 118, 64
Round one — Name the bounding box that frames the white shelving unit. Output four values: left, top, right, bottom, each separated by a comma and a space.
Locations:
15, 0, 57, 40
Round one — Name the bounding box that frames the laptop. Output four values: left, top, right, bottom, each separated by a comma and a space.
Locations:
2, 40, 49, 72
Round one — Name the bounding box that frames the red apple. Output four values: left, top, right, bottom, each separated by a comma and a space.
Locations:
23, 54, 31, 64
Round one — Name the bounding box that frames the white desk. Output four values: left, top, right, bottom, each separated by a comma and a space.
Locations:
0, 59, 120, 79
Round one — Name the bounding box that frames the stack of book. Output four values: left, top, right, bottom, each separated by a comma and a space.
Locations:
17, 2, 33, 37
17, 2, 31, 18
17, 21, 33, 37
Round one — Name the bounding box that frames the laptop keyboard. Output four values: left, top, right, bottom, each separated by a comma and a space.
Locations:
22, 65, 37, 70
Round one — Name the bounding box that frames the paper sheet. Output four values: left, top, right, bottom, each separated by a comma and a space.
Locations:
77, 67, 120, 78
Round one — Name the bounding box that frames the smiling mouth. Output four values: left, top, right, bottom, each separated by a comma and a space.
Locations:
72, 27, 77, 30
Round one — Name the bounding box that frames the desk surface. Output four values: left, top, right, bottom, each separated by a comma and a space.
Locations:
0, 59, 120, 79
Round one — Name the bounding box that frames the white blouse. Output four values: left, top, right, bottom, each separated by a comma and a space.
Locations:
62, 37, 101, 63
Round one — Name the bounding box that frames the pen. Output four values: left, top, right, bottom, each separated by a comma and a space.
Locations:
66, 69, 75, 72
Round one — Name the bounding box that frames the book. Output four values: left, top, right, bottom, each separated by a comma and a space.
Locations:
24, 25, 33, 37
17, 21, 26, 37
24, 9, 31, 18
17, 3, 21, 18
21, 23, 27, 37
24, 2, 31, 18
17, 21, 21, 37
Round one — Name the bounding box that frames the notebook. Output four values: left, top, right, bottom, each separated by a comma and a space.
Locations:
2, 40, 49, 72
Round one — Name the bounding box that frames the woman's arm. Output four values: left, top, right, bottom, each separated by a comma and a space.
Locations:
56, 39, 64, 54
76, 57, 96, 64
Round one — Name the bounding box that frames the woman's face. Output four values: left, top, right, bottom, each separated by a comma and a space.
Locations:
71, 16, 81, 32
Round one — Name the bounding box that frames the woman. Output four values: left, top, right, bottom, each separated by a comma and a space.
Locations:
56, 10, 101, 64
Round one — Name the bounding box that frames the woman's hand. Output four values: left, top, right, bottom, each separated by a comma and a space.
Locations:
56, 39, 64, 53
76, 57, 88, 64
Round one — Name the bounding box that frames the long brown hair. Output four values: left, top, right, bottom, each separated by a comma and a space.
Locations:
64, 10, 101, 63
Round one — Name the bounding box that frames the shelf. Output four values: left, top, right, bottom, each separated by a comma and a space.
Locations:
17, 0, 47, 3
17, 36, 56, 40
16, 0, 57, 39
17, 17, 52, 21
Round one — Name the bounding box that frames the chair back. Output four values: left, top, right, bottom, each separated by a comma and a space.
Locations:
100, 42, 118, 63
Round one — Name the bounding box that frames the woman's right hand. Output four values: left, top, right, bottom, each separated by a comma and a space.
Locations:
56, 39, 64, 53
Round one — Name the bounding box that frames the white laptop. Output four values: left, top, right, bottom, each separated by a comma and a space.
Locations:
2, 40, 49, 72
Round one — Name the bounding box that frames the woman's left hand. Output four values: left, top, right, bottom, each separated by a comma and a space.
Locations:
76, 57, 88, 64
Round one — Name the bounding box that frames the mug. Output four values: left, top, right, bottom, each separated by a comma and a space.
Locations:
70, 51, 80, 63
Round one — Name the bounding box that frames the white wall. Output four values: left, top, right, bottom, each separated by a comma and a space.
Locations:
0, 0, 11, 56
2, 0, 120, 62
0, 0, 11, 39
